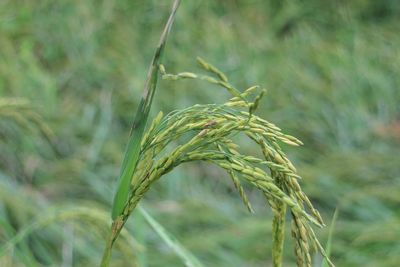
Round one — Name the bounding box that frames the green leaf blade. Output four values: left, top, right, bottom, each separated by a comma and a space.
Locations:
110, 0, 181, 220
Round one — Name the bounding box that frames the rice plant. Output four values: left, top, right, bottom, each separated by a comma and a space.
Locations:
101, 2, 333, 267
0, 97, 53, 142
1, 1, 399, 266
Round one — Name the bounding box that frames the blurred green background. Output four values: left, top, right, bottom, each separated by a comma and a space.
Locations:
1, 0, 399, 266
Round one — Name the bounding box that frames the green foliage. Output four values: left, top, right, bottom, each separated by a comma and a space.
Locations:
1, 1, 399, 267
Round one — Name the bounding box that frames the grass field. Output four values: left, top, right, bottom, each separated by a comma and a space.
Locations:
1, 1, 399, 266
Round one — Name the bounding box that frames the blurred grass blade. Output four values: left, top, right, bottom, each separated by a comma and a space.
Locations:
111, 0, 181, 219
138, 206, 205, 267
0, 207, 136, 257
322, 208, 339, 267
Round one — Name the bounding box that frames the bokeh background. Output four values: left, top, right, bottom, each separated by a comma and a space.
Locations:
1, 0, 399, 266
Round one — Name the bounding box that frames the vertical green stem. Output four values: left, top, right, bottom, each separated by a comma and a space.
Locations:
272, 203, 286, 267
99, 230, 113, 267
100, 218, 125, 267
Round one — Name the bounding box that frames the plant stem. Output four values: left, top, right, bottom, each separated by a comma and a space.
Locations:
272, 203, 286, 267
100, 218, 125, 267
99, 230, 113, 267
